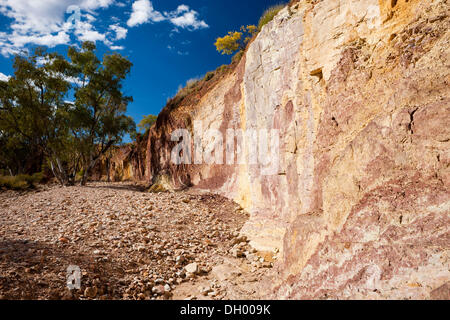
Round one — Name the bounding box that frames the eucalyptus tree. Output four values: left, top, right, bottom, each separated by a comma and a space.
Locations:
0, 42, 135, 186
0, 48, 75, 184
68, 42, 135, 185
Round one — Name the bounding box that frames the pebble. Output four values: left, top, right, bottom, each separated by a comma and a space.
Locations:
84, 286, 98, 299
184, 263, 199, 274
0, 181, 258, 300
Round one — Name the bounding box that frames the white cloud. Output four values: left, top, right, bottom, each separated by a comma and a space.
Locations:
127, 1, 208, 30
64, 75, 85, 86
0, 0, 119, 57
168, 10, 208, 30
110, 45, 124, 50
175, 5, 189, 14
80, 0, 115, 11
127, 0, 164, 27
11, 31, 71, 48
0, 72, 10, 81
74, 20, 106, 42
0, 0, 207, 57
109, 24, 128, 40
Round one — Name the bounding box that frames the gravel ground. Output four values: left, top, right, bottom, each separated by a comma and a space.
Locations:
0, 182, 274, 300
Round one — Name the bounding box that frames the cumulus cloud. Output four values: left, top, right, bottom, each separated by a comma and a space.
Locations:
109, 45, 124, 50
0, 0, 207, 57
0, 72, 10, 81
127, 0, 164, 27
168, 10, 208, 30
75, 25, 106, 42
9, 31, 71, 49
0, 0, 123, 57
109, 24, 128, 40
127, 1, 208, 30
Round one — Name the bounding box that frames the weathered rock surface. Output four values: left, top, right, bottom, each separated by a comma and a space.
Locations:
91, 132, 149, 183
144, 0, 450, 299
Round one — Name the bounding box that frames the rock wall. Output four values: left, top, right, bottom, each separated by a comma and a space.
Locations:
146, 0, 450, 299
92, 133, 148, 182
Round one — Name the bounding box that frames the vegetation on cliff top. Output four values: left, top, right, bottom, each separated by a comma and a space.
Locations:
138, 114, 158, 133
214, 25, 258, 55
258, 4, 285, 30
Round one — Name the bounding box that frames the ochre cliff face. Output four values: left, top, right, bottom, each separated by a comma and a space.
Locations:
146, 0, 450, 299
92, 133, 148, 182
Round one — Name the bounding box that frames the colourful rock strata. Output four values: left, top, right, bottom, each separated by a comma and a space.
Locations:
124, 0, 449, 299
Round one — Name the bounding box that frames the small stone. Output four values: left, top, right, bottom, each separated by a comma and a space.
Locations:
184, 263, 199, 274
58, 237, 70, 244
152, 285, 165, 295
231, 247, 244, 258
199, 286, 212, 296
163, 291, 173, 300
232, 235, 248, 245
84, 286, 98, 299
246, 253, 258, 262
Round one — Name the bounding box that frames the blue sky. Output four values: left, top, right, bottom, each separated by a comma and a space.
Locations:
0, 0, 285, 129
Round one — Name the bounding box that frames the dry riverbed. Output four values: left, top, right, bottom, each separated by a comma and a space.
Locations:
0, 182, 275, 300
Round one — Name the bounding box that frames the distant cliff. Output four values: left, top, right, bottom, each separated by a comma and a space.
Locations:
92, 132, 148, 183
133, 0, 449, 299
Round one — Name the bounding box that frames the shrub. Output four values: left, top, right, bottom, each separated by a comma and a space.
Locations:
16, 173, 43, 185
138, 114, 158, 133
216, 65, 229, 74
204, 71, 215, 82
214, 25, 258, 56
232, 50, 245, 64
0, 175, 31, 190
258, 4, 285, 30
31, 172, 44, 184
186, 77, 201, 89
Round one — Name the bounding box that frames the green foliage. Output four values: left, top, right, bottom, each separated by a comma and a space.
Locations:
0, 47, 73, 181
215, 31, 243, 55
0, 42, 136, 186
204, 71, 215, 82
258, 4, 285, 30
16, 173, 43, 185
0, 176, 28, 190
0, 173, 43, 190
138, 114, 158, 132
216, 65, 229, 74
172, 77, 201, 102
232, 50, 245, 64
214, 25, 258, 56
186, 77, 201, 89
